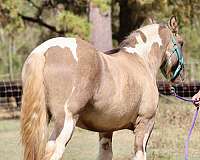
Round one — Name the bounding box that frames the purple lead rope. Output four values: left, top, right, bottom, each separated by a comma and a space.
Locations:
185, 107, 199, 160
170, 87, 199, 160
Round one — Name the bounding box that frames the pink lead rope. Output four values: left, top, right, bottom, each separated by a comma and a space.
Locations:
170, 87, 199, 160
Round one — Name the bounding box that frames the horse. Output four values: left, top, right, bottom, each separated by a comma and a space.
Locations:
20, 16, 184, 160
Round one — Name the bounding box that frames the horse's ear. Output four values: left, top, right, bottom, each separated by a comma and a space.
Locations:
168, 16, 179, 34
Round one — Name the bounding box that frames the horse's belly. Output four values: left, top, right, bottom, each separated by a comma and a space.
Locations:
76, 104, 138, 132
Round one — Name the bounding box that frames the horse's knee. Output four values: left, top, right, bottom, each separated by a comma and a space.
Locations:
133, 118, 155, 160
100, 137, 112, 150
133, 136, 146, 160
99, 132, 113, 149
98, 132, 113, 160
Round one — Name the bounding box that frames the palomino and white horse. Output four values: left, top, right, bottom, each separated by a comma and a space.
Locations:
21, 16, 184, 160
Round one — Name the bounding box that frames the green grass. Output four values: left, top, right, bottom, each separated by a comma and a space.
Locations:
1, 97, 200, 160
0, 120, 22, 160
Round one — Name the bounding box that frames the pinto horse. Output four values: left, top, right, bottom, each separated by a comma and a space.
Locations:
21, 16, 184, 160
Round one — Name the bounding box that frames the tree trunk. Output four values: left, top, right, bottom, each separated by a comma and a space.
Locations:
118, 0, 146, 43
89, 3, 112, 51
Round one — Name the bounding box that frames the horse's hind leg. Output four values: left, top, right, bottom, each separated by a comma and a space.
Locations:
43, 87, 81, 160
44, 107, 76, 160
97, 132, 113, 160
42, 45, 99, 160
133, 117, 155, 160
44, 84, 93, 160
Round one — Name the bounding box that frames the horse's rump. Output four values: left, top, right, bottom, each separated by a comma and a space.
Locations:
43, 46, 75, 117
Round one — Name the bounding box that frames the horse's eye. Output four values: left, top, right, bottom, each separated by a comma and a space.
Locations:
180, 41, 184, 47
171, 61, 179, 72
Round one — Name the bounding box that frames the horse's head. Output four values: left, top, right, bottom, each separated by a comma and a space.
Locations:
160, 16, 184, 82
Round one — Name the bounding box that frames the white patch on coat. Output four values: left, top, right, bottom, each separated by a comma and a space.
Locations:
45, 140, 56, 154
133, 150, 145, 160
31, 37, 78, 61
46, 141, 56, 149
143, 133, 149, 160
136, 33, 144, 44
50, 86, 75, 160
50, 115, 74, 160
124, 24, 162, 57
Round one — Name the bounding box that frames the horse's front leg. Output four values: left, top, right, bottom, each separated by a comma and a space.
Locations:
133, 117, 155, 160
97, 132, 113, 160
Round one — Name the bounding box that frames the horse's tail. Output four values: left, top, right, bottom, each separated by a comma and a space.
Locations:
21, 53, 48, 160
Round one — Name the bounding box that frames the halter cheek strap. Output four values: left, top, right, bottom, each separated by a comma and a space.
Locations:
160, 35, 184, 81
171, 36, 184, 81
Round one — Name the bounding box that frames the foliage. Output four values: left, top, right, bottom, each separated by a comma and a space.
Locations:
56, 11, 90, 39
92, 0, 111, 12
0, 0, 24, 34
182, 27, 200, 60
0, 26, 41, 77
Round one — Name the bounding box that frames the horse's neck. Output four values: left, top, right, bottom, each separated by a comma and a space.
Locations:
145, 25, 170, 79
123, 24, 168, 79
128, 24, 169, 78
144, 46, 164, 79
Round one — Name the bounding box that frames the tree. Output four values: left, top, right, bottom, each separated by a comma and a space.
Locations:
0, 0, 90, 38
89, 1, 113, 51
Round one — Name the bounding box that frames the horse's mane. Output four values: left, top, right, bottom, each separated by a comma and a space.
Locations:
104, 48, 120, 55
104, 23, 167, 55
104, 31, 141, 55
104, 33, 138, 55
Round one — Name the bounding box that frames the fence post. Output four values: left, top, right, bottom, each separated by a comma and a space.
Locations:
8, 37, 14, 80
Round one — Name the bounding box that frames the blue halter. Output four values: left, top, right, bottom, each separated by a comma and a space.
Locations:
171, 36, 184, 81
161, 35, 184, 81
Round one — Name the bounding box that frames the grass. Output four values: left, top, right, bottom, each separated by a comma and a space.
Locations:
1, 97, 200, 160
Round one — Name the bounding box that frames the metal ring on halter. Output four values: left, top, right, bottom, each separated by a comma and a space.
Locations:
170, 87, 175, 95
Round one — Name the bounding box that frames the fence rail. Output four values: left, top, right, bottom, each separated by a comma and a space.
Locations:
1, 80, 200, 108
157, 81, 200, 97
0, 80, 22, 107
